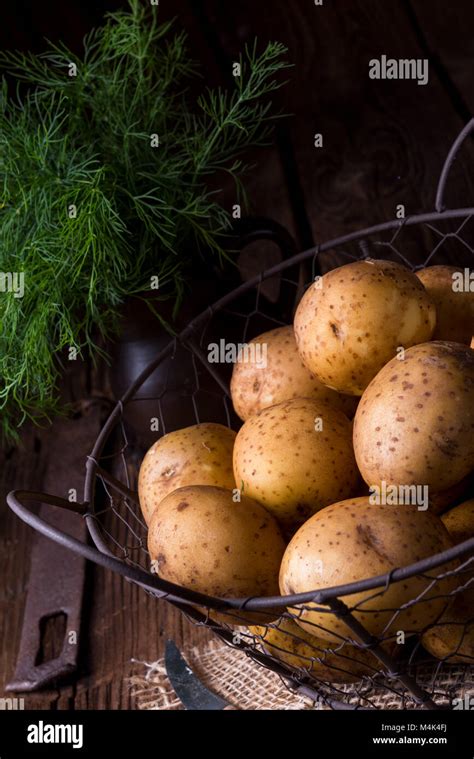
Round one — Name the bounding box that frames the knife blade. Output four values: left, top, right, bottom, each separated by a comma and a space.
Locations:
165, 640, 236, 710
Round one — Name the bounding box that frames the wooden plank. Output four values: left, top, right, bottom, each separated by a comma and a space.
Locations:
408, 0, 474, 117
156, 0, 298, 228
0, 428, 52, 710
159, 0, 302, 275
202, 0, 474, 268
0, 352, 105, 708
407, 0, 474, 221
4, 0, 123, 55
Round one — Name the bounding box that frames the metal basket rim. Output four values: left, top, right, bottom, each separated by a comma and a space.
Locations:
7, 118, 474, 710
6, 205, 474, 613
7, 486, 474, 613
6, 119, 474, 612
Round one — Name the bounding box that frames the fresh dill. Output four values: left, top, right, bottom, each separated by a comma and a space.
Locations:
0, 0, 290, 441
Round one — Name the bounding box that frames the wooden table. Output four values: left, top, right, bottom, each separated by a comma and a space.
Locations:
1, 0, 474, 709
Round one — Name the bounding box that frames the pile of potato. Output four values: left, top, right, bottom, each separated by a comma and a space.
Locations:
139, 260, 474, 681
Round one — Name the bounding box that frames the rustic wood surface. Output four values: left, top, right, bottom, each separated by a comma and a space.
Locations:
1, 0, 474, 709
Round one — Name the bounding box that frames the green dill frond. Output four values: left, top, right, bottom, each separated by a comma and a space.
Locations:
0, 0, 290, 441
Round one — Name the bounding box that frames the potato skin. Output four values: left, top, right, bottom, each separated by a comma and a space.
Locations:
422, 500, 474, 662
416, 266, 474, 345
249, 617, 380, 683
230, 326, 358, 421
422, 588, 474, 663
233, 397, 359, 532
279, 497, 455, 642
354, 342, 474, 494
147, 486, 286, 622
428, 474, 474, 515
294, 259, 436, 395
138, 423, 236, 525
441, 498, 474, 544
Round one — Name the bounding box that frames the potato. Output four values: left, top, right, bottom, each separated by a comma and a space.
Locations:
279, 497, 456, 642
233, 397, 359, 532
422, 588, 474, 663
147, 485, 286, 624
416, 266, 474, 345
230, 326, 358, 421
294, 259, 436, 395
249, 617, 382, 683
422, 499, 474, 662
429, 474, 474, 516
314, 461, 473, 515
354, 342, 474, 494
138, 423, 236, 525
442, 498, 474, 544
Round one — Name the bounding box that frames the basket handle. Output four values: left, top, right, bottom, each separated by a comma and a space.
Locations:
6, 489, 250, 612
435, 117, 474, 212
230, 216, 300, 319
230, 216, 298, 257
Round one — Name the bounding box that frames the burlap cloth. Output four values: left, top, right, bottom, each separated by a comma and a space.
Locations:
130, 639, 473, 710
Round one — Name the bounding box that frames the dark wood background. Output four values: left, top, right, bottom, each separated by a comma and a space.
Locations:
1, 0, 474, 709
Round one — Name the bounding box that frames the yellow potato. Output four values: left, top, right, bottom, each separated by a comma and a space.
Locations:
249, 617, 382, 683
233, 397, 359, 532
416, 266, 474, 345
147, 486, 286, 624
422, 500, 474, 662
422, 588, 474, 663
138, 423, 236, 525
294, 259, 436, 395
442, 498, 474, 544
428, 474, 474, 516
230, 326, 358, 421
354, 342, 474, 494
279, 497, 456, 642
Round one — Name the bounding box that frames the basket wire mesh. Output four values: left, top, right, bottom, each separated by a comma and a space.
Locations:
8, 119, 474, 710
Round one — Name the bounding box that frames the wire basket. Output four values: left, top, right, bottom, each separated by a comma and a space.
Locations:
8, 120, 474, 710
